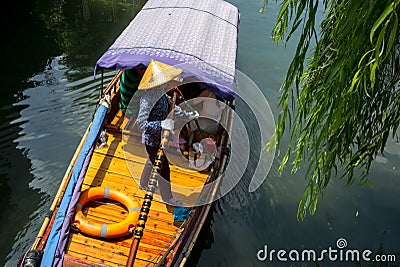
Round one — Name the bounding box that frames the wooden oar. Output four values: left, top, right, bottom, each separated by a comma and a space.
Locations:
126, 92, 177, 267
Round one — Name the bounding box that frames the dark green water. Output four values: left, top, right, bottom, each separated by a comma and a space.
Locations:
2, 0, 400, 266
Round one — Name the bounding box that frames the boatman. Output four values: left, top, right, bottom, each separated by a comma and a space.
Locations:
136, 59, 198, 206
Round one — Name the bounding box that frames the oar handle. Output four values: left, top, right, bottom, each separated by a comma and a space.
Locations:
126, 92, 177, 267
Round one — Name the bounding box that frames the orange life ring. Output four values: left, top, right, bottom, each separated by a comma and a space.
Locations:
74, 187, 140, 238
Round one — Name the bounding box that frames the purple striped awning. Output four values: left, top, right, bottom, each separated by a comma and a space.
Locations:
95, 0, 239, 100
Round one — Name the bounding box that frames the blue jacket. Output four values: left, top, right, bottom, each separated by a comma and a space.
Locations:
137, 88, 191, 147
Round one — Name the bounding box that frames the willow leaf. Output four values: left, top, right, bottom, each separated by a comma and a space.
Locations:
350, 69, 361, 92
264, 0, 400, 220
387, 13, 398, 53
370, 2, 394, 43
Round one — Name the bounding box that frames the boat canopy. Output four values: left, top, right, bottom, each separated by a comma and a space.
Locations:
95, 0, 239, 100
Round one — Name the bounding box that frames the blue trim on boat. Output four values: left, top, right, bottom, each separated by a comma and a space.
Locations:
40, 104, 108, 267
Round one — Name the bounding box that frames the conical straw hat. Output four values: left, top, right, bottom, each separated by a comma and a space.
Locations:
138, 59, 183, 90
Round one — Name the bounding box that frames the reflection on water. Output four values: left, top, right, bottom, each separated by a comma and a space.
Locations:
1, 0, 400, 266
4, 55, 119, 265
17, 57, 102, 192
3, 56, 101, 266
1, 0, 146, 264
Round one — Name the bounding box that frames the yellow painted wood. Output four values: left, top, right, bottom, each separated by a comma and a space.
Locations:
68, 225, 180, 265
110, 109, 125, 129
88, 152, 208, 186
74, 206, 179, 236
64, 104, 210, 266
94, 132, 210, 181
81, 177, 203, 208
85, 165, 206, 194
68, 234, 165, 265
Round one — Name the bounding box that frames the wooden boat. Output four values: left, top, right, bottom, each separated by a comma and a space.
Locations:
20, 0, 239, 266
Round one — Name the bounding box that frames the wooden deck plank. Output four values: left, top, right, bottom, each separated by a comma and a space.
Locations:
70, 227, 180, 251
85, 167, 205, 195
70, 229, 178, 252
95, 131, 210, 177
81, 180, 202, 208
86, 161, 207, 188
110, 109, 125, 129
65, 107, 207, 266
68, 229, 179, 265
87, 153, 208, 188
74, 209, 179, 236
93, 138, 209, 181
84, 149, 208, 198
65, 251, 152, 267
74, 195, 181, 224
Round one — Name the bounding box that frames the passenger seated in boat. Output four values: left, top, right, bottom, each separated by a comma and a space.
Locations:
184, 88, 224, 169
176, 84, 224, 141
136, 60, 198, 206
189, 88, 224, 138
119, 65, 146, 115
